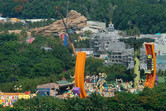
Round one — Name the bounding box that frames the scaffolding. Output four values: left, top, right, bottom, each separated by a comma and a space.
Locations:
91, 31, 147, 68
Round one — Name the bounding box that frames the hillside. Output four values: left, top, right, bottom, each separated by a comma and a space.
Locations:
0, 33, 74, 83
1, 0, 166, 33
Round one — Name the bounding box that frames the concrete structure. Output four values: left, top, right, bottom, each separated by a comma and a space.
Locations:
0, 17, 26, 24
91, 31, 149, 68
108, 23, 115, 32
156, 55, 166, 70
91, 31, 123, 57
141, 33, 166, 70
87, 21, 106, 29
25, 19, 47, 23
109, 48, 133, 67
10, 18, 20, 23
81, 27, 100, 33
76, 48, 93, 56
90, 27, 166, 70
37, 83, 59, 96
81, 21, 106, 34
0, 17, 6, 23
37, 80, 74, 97
41, 47, 52, 51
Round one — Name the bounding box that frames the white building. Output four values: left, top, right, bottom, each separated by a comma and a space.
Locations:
81, 21, 106, 34
76, 48, 93, 56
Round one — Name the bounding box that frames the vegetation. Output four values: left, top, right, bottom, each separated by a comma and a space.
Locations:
120, 37, 154, 87
0, 33, 74, 83
1, 0, 166, 33
0, 1, 166, 110
0, 19, 54, 31
74, 39, 90, 48
158, 69, 166, 77
112, 0, 166, 34
0, 83, 165, 111
0, 33, 134, 92
0, 33, 164, 93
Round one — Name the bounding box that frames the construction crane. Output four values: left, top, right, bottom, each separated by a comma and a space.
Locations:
56, 4, 76, 56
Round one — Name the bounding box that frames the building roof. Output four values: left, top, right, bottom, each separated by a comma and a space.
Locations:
0, 17, 6, 20
37, 80, 74, 90
98, 31, 123, 41
81, 26, 99, 33
76, 48, 93, 51
41, 47, 52, 51
56, 80, 74, 87
26, 37, 35, 44
56, 80, 71, 85
108, 41, 126, 51
25, 19, 45, 23
87, 21, 106, 29
37, 83, 59, 89
155, 44, 166, 55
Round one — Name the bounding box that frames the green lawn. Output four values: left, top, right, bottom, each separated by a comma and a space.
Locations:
158, 76, 166, 83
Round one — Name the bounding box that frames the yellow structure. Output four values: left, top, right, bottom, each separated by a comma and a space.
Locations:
75, 52, 87, 98
0, 93, 31, 107
144, 43, 156, 88
11, 18, 20, 23
97, 73, 107, 95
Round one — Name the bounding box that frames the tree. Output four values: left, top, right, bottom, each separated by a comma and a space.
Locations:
0, 33, 74, 83
84, 30, 92, 37
74, 39, 90, 48
20, 29, 28, 38
85, 57, 104, 75
120, 37, 154, 87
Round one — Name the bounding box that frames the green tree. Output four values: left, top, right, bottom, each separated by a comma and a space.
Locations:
120, 37, 154, 87
20, 29, 28, 38
85, 57, 104, 75
84, 30, 92, 37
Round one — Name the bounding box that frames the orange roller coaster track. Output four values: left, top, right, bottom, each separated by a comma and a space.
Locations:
74, 52, 87, 98
144, 43, 156, 88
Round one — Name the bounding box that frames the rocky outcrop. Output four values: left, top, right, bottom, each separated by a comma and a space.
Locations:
31, 10, 87, 36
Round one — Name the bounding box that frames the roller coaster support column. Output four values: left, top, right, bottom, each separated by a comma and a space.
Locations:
134, 46, 140, 87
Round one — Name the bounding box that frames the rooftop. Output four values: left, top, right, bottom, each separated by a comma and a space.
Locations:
87, 21, 106, 29
56, 80, 71, 85
0, 17, 6, 20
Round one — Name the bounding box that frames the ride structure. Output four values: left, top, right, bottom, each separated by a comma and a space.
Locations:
145, 55, 154, 74
73, 43, 157, 99
144, 43, 156, 88
74, 52, 87, 98
97, 73, 107, 95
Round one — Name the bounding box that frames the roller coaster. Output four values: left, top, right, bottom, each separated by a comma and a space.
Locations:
144, 43, 156, 88
74, 43, 156, 98
74, 52, 87, 98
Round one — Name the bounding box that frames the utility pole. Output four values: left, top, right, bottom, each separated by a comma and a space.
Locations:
64, 0, 69, 47
65, 0, 69, 35
56, 1, 77, 55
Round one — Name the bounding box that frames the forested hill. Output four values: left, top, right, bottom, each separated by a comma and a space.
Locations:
1, 0, 166, 33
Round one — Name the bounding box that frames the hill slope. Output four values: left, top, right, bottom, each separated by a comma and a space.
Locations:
1, 0, 166, 33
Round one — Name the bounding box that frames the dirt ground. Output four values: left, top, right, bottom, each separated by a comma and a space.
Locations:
8, 30, 31, 37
